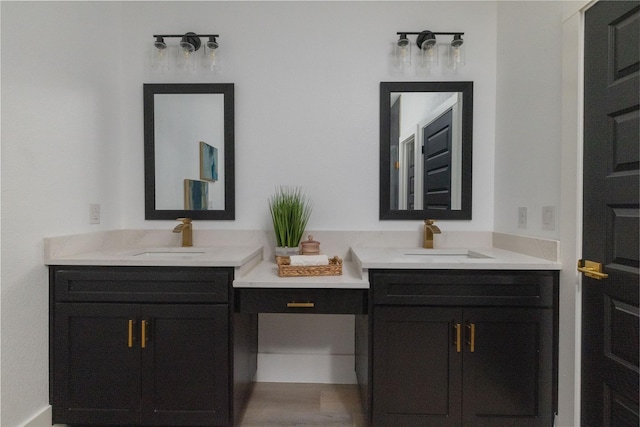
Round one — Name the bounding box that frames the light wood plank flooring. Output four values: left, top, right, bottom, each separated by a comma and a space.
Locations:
237, 382, 365, 427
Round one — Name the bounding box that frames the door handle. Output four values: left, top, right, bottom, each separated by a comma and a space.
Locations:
454, 323, 462, 353
466, 323, 475, 353
141, 320, 149, 349
578, 259, 609, 280
127, 320, 135, 348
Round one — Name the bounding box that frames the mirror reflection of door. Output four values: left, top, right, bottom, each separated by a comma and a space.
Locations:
390, 97, 400, 210
423, 109, 453, 211
406, 138, 415, 210
391, 92, 463, 211
398, 135, 416, 210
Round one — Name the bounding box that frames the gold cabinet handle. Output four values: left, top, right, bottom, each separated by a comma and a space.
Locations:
287, 302, 315, 308
578, 259, 609, 280
141, 320, 148, 349
128, 320, 134, 348
454, 323, 462, 353
467, 323, 475, 353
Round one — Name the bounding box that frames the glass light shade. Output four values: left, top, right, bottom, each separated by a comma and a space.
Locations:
419, 43, 439, 71
151, 41, 169, 72
448, 43, 465, 70
176, 42, 196, 72
394, 37, 411, 69
202, 42, 219, 72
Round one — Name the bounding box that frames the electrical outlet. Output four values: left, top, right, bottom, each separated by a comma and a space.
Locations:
542, 206, 555, 231
89, 204, 100, 224
518, 207, 527, 229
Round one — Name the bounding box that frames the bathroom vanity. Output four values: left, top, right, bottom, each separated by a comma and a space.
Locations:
351, 247, 559, 427
366, 269, 556, 426
47, 245, 262, 427
49, 266, 233, 426
46, 240, 559, 427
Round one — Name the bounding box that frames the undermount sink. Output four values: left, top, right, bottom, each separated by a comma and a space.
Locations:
132, 250, 207, 258
399, 249, 493, 259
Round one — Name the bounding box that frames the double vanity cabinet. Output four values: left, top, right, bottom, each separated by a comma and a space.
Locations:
47, 244, 559, 427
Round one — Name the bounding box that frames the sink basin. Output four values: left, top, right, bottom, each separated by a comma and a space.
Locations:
400, 249, 492, 259
132, 250, 206, 258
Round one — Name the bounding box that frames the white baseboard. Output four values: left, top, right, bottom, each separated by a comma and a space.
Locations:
256, 353, 357, 384
22, 406, 65, 427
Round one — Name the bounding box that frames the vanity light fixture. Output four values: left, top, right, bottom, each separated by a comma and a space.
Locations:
394, 31, 465, 73
151, 32, 220, 73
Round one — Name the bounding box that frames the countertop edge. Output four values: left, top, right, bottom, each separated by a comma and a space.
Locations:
233, 261, 369, 289
44, 246, 264, 268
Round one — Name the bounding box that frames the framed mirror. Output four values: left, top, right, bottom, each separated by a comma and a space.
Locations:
380, 81, 473, 220
144, 83, 234, 220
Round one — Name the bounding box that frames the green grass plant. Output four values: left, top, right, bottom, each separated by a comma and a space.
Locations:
268, 186, 313, 248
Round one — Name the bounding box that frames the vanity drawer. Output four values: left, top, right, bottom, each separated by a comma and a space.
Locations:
371, 269, 557, 307
51, 266, 231, 303
236, 288, 367, 314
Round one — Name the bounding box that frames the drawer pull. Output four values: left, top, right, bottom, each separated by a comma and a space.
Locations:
467, 323, 476, 352
287, 302, 315, 308
454, 323, 461, 353
141, 320, 148, 349
128, 320, 134, 348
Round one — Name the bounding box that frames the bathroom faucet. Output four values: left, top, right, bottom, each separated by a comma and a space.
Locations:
173, 218, 193, 247
423, 219, 441, 249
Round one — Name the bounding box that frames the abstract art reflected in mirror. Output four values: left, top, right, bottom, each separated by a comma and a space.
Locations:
380, 81, 473, 220
144, 83, 234, 220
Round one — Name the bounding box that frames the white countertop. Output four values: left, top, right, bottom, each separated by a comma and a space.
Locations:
233, 260, 369, 289
45, 245, 264, 268
350, 247, 561, 270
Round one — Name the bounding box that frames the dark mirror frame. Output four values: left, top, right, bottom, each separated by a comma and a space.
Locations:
379, 81, 473, 220
144, 83, 235, 220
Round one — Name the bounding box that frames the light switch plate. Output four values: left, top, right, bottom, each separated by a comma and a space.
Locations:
542, 205, 555, 230
89, 204, 100, 224
518, 207, 527, 229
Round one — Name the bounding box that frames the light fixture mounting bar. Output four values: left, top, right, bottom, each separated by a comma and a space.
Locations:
397, 32, 464, 36
153, 34, 219, 38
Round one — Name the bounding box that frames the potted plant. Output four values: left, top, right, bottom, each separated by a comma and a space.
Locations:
268, 186, 313, 257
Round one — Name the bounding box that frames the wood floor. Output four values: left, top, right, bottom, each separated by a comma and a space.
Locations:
237, 382, 366, 427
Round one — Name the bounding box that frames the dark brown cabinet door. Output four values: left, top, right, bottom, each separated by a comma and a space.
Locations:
53, 303, 229, 426
141, 304, 229, 426
372, 306, 463, 426
53, 303, 141, 425
462, 308, 553, 427
372, 306, 553, 427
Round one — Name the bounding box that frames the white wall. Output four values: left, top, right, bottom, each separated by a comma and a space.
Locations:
0, 2, 576, 426
494, 1, 563, 239
1, 2, 124, 426
117, 1, 498, 232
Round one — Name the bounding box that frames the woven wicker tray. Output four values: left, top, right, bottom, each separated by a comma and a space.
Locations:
276, 256, 343, 277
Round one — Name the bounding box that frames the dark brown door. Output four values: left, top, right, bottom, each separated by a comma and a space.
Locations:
582, 1, 639, 426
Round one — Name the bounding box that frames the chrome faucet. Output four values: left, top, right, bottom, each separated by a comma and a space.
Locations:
173, 218, 193, 247
423, 219, 441, 249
